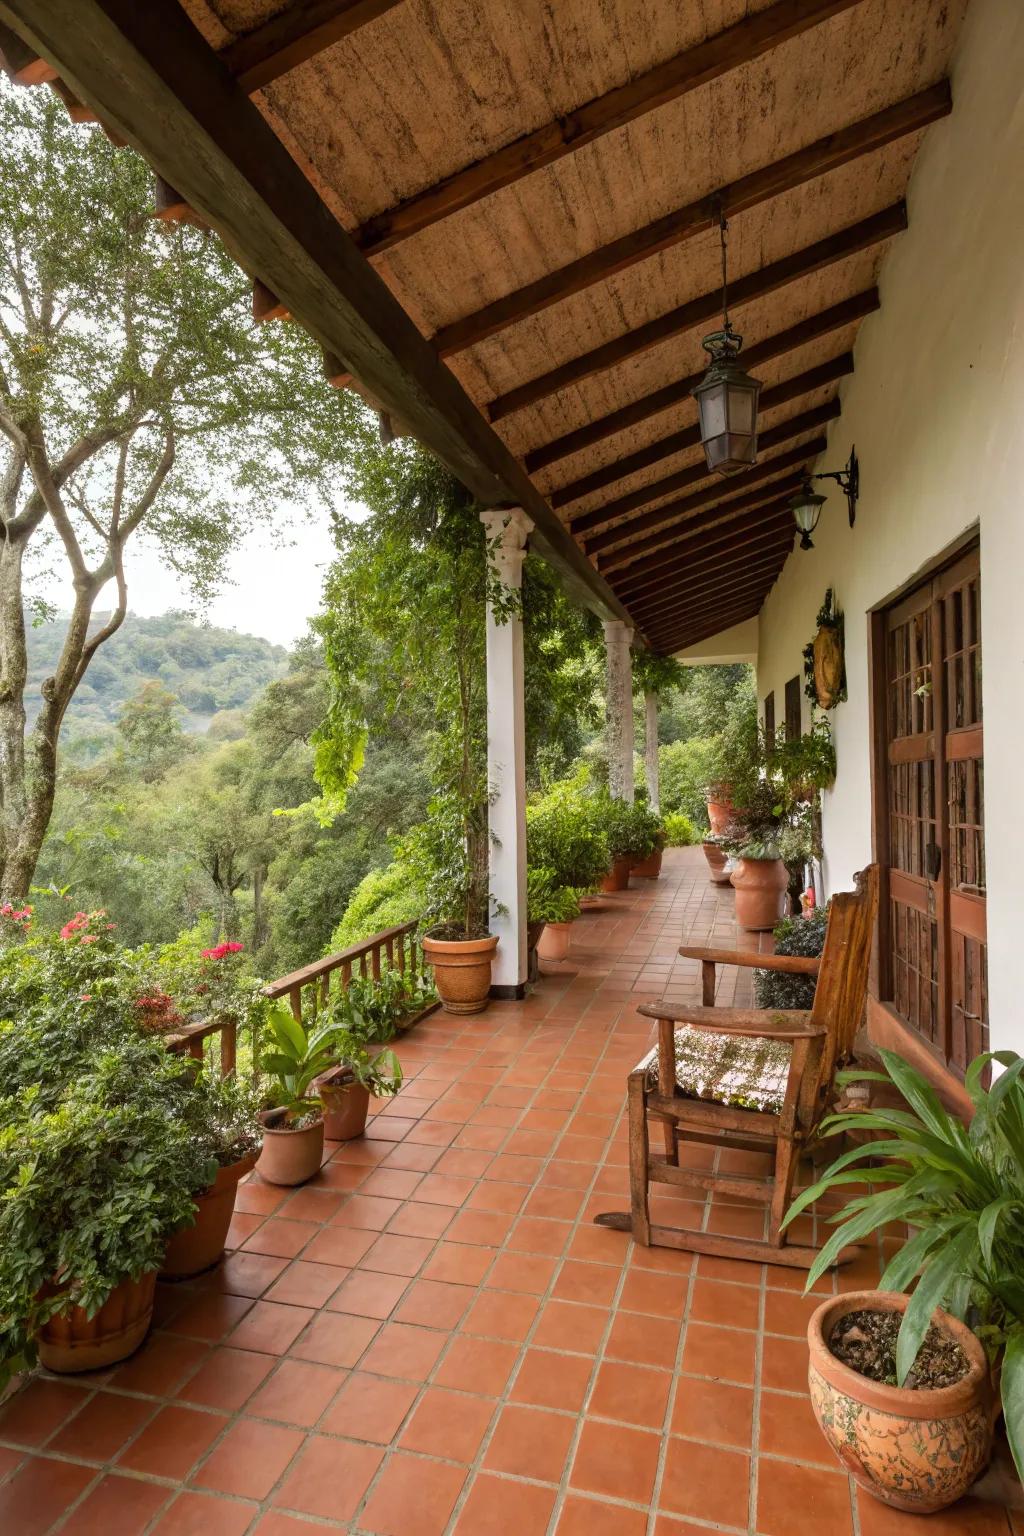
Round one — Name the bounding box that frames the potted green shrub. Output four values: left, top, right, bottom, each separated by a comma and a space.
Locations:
529, 867, 582, 964
753, 907, 828, 1011
256, 1000, 335, 1185
316, 1032, 403, 1140
160, 1071, 263, 1280
600, 795, 660, 891
408, 798, 499, 1016
526, 775, 610, 904
785, 1048, 1023, 1513
724, 780, 788, 930
662, 812, 696, 847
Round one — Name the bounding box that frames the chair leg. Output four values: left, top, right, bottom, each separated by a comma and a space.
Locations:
628, 1069, 652, 1246
768, 1133, 799, 1247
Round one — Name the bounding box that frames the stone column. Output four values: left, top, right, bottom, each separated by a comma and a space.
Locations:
602, 619, 635, 802
480, 507, 533, 996
644, 690, 660, 812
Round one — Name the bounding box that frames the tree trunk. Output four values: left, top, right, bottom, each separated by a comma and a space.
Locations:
644, 690, 660, 813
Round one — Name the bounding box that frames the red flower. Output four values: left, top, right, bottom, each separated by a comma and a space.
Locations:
200, 941, 245, 961
60, 912, 89, 939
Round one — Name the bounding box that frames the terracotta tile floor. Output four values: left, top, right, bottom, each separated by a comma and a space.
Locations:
0, 847, 1017, 1534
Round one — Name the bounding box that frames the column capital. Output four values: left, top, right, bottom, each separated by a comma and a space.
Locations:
481, 508, 534, 587
602, 618, 634, 649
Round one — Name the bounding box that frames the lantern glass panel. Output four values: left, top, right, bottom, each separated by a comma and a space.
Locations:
727, 383, 757, 433
697, 384, 727, 441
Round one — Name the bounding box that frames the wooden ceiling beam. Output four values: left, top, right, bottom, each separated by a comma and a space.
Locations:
526, 289, 877, 473
3, 0, 635, 631
497, 205, 902, 424
644, 577, 787, 648
353, 0, 866, 256
579, 399, 839, 543
221, 0, 404, 94
646, 566, 788, 635
629, 539, 795, 622
653, 598, 766, 653
614, 502, 796, 601
596, 437, 827, 570
552, 351, 852, 509
609, 474, 805, 588
433, 85, 949, 356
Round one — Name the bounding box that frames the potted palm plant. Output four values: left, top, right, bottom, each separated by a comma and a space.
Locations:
785, 1047, 1023, 1513
256, 1000, 336, 1185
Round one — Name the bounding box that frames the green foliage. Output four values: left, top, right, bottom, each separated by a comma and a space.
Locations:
766, 715, 837, 799
602, 793, 661, 861
662, 813, 697, 847
328, 968, 436, 1046
658, 738, 719, 828
260, 1000, 335, 1115
785, 1048, 1024, 1476
753, 908, 829, 1010
526, 772, 610, 893
329, 861, 424, 952
526, 868, 581, 925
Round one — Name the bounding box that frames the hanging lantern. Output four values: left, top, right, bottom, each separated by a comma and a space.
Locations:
789, 481, 827, 549
695, 207, 762, 477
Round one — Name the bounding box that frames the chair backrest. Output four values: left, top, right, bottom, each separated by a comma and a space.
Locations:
808, 864, 880, 1105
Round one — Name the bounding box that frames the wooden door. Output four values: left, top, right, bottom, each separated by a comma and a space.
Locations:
875, 545, 986, 1075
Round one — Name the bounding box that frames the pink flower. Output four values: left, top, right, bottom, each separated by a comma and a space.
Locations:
200, 942, 245, 961
60, 912, 89, 939
79, 934, 98, 945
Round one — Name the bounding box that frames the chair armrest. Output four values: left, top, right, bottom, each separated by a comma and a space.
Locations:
637, 1002, 823, 1043
678, 945, 821, 975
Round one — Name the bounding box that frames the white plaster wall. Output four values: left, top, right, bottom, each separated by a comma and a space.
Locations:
675, 616, 759, 665
755, 0, 1024, 1051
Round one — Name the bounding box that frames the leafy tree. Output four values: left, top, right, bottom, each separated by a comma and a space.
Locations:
115, 680, 193, 781
0, 80, 366, 898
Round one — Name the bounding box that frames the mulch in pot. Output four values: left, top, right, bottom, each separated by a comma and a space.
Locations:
828, 1308, 971, 1391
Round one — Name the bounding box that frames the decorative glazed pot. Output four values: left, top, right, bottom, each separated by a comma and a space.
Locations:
631, 846, 663, 878
600, 855, 632, 893
160, 1150, 258, 1280
808, 1291, 993, 1514
706, 791, 734, 836
702, 840, 732, 885
317, 1066, 372, 1141
537, 920, 572, 963
730, 856, 788, 929
256, 1107, 325, 1186
421, 931, 498, 1015
38, 1271, 157, 1373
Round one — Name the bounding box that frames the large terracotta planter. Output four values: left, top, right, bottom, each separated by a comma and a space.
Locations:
730, 856, 787, 929
631, 846, 663, 878
317, 1065, 371, 1140
160, 1150, 258, 1280
421, 931, 498, 1016
808, 1291, 993, 1514
600, 856, 632, 893
537, 920, 572, 963
38, 1271, 157, 1374
706, 792, 734, 835
256, 1107, 325, 1186
702, 840, 732, 885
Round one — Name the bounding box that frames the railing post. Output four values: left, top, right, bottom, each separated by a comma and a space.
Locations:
480, 506, 533, 998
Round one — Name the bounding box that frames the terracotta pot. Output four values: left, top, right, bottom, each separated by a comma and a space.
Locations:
808, 1290, 993, 1513
160, 1150, 258, 1280
631, 846, 663, 878
706, 792, 735, 835
421, 931, 498, 1015
317, 1066, 371, 1141
256, 1107, 325, 1186
38, 1271, 157, 1374
536, 920, 572, 962
702, 840, 732, 885
730, 856, 788, 929
600, 855, 632, 893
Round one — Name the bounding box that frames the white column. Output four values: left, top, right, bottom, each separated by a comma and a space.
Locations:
481, 507, 533, 995
644, 690, 660, 812
602, 619, 635, 802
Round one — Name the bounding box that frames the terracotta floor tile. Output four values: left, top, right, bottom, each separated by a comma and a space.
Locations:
465, 1179, 529, 1214
484, 1251, 557, 1295
445, 1209, 516, 1247
762, 1332, 813, 1392
166, 1291, 255, 1341
400, 1386, 494, 1462
680, 1322, 757, 1385
150, 1491, 256, 1535
241, 1218, 317, 1259
360, 1451, 467, 1536
552, 1259, 621, 1307
246, 1358, 345, 1427
331, 1194, 403, 1230
484, 1404, 576, 1483
215, 1252, 289, 1299
316, 1160, 370, 1191
358, 1168, 424, 1200
759, 1388, 836, 1465
0, 1454, 95, 1536
321, 1372, 419, 1442
856, 1489, 1014, 1536
433, 1336, 520, 1397
605, 1308, 681, 1367
660, 1436, 751, 1526
763, 1286, 823, 1338
301, 1225, 377, 1267
510, 1347, 594, 1412
265, 1259, 349, 1308
386, 1201, 455, 1239
565, 1222, 630, 1265
118, 1403, 227, 1480
422, 1241, 496, 1286
462, 1290, 539, 1342
533, 1298, 607, 1354
271, 1433, 383, 1521
287, 1310, 379, 1368
569, 1418, 661, 1504
0, 1378, 90, 1447
395, 1278, 473, 1329
194, 1418, 304, 1501
589, 1359, 671, 1428
618, 1267, 690, 1317
756, 1456, 854, 1536
49, 1389, 155, 1461
358, 1321, 449, 1380
508, 1216, 572, 1255
227, 1300, 314, 1356
523, 1187, 586, 1223
671, 1376, 754, 1448
109, 1335, 210, 1395
60, 1473, 168, 1535
689, 1276, 760, 1330
275, 1185, 344, 1222
236, 1178, 289, 1214
327, 1269, 409, 1319
556, 1493, 649, 1536
175, 1347, 276, 1412
434, 1147, 494, 1178
454, 1472, 557, 1535
361, 1232, 435, 1277
383, 1140, 446, 1172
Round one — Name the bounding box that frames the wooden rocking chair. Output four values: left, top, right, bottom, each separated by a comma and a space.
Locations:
596, 865, 879, 1268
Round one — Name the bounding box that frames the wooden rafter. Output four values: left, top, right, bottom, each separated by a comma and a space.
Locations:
525, 289, 878, 474
221, 0, 404, 94
353, 0, 866, 256
646, 573, 787, 642
552, 353, 852, 510
613, 499, 798, 601
653, 598, 767, 652
494, 205, 904, 423
595, 436, 828, 570
579, 401, 839, 543
629, 539, 796, 623
433, 86, 949, 356
611, 478, 803, 591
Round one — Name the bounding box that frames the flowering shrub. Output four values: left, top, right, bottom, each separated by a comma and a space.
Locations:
0, 903, 32, 944
201, 941, 244, 961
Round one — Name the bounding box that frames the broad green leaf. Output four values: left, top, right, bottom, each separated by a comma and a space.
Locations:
1000, 1328, 1024, 1481
978, 1198, 1020, 1267
896, 1228, 974, 1386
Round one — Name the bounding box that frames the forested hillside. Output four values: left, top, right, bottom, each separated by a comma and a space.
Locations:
26, 611, 288, 747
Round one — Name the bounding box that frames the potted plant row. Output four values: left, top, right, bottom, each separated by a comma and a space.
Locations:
528, 867, 582, 964
786, 1047, 1024, 1514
